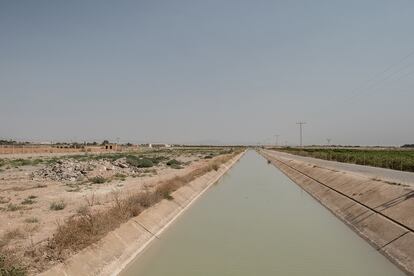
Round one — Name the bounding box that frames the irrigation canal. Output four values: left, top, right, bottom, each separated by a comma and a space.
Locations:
120, 151, 403, 276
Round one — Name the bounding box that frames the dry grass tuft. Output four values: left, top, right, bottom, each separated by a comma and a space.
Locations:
50, 200, 66, 211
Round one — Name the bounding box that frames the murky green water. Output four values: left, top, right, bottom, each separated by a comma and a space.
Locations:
121, 151, 403, 276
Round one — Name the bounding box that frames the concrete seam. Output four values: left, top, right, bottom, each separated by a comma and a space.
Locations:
133, 220, 160, 240
379, 231, 410, 251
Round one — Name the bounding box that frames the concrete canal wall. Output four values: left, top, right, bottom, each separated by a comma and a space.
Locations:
39, 152, 244, 276
260, 149, 414, 275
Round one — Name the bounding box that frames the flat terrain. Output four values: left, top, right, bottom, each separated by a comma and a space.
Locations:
0, 147, 237, 274
268, 149, 414, 186
276, 147, 414, 172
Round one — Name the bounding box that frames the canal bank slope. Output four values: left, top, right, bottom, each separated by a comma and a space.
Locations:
39, 152, 244, 276
260, 149, 414, 275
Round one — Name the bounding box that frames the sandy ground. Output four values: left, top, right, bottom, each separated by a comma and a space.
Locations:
0, 149, 218, 255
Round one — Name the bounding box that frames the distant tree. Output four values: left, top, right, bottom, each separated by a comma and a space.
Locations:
101, 140, 109, 145
402, 144, 414, 148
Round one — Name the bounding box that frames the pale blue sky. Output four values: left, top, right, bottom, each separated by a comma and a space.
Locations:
1, 0, 414, 145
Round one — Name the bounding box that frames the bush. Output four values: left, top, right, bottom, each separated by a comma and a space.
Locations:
90, 176, 106, 184
50, 200, 66, 211
21, 198, 35, 205
126, 156, 154, 168
0, 255, 26, 276
166, 159, 182, 169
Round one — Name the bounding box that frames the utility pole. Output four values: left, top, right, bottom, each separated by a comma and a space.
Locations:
274, 134, 280, 147
296, 122, 306, 147
327, 138, 331, 146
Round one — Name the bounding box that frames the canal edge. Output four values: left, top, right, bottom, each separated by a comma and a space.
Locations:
39, 151, 246, 276
259, 149, 414, 276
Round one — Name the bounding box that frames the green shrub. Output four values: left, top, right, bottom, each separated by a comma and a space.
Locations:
126, 156, 154, 168
166, 159, 183, 169
166, 159, 180, 166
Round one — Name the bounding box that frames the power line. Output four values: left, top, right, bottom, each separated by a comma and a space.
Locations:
274, 134, 280, 146
320, 49, 414, 113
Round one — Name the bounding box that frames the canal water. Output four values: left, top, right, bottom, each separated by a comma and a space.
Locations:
121, 151, 403, 276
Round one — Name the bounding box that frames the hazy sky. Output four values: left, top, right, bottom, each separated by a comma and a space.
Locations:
1, 0, 414, 145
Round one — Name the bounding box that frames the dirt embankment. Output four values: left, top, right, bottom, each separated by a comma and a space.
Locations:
260, 149, 414, 275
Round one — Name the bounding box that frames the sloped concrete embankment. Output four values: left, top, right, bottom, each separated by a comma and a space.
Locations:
39, 152, 244, 276
260, 150, 414, 275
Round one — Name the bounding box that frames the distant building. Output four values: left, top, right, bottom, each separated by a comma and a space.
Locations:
104, 143, 117, 150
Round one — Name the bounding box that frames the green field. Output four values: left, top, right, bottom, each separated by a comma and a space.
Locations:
275, 147, 414, 172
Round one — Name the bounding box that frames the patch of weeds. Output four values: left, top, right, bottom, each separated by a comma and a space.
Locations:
27, 195, 37, 199
45, 157, 59, 165
24, 217, 39, 223
35, 183, 47, 188
50, 200, 66, 211
114, 173, 127, 181
89, 176, 107, 184
76, 205, 89, 215
66, 186, 81, 192
6, 203, 23, 212
211, 163, 219, 171
166, 159, 183, 169
0, 196, 10, 204
126, 156, 154, 168
0, 254, 26, 276
21, 198, 35, 205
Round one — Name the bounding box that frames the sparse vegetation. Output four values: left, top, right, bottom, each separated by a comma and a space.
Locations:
21, 198, 35, 205
0, 146, 242, 274
126, 156, 154, 168
45, 151, 239, 262
24, 217, 39, 224
0, 254, 26, 276
166, 159, 183, 169
277, 147, 414, 172
0, 197, 10, 204
6, 203, 22, 212
89, 176, 106, 184
50, 200, 66, 211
